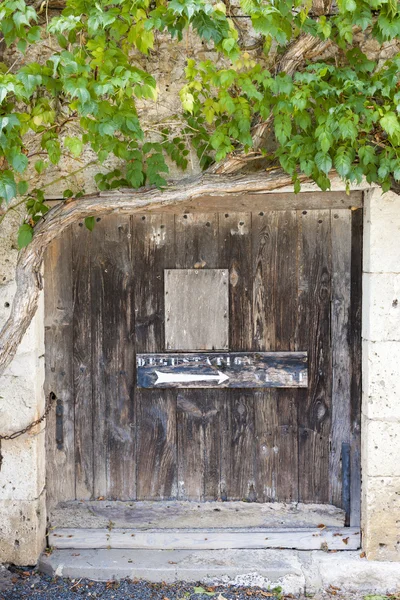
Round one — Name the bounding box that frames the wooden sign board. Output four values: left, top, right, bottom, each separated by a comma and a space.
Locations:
136, 352, 308, 389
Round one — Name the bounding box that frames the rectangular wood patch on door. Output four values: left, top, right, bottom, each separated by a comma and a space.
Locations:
137, 352, 308, 388
165, 269, 229, 351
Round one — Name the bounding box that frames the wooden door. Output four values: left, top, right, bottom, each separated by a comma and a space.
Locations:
45, 192, 362, 526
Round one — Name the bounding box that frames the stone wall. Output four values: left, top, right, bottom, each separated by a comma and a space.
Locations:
0, 211, 46, 564
362, 188, 400, 561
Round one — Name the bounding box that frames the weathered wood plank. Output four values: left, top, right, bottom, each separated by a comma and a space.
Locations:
219, 212, 252, 350
50, 499, 346, 529
220, 390, 256, 501
44, 227, 75, 510
72, 221, 94, 500
252, 211, 278, 352
175, 213, 220, 501
252, 211, 279, 502
134, 213, 177, 500
50, 526, 361, 551
164, 269, 229, 351
219, 212, 255, 500
91, 215, 136, 500
349, 207, 363, 526
137, 352, 308, 388
330, 210, 352, 509
274, 210, 299, 503
144, 191, 363, 214
297, 210, 332, 504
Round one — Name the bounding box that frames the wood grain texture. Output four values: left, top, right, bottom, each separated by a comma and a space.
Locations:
134, 214, 177, 500
164, 269, 229, 351
50, 526, 361, 551
44, 228, 75, 510
274, 211, 299, 503
297, 210, 332, 504
330, 210, 352, 508
44, 202, 361, 514
175, 213, 220, 501
91, 215, 135, 500
252, 211, 279, 502
72, 222, 94, 500
146, 192, 363, 214
219, 212, 255, 500
49, 499, 346, 529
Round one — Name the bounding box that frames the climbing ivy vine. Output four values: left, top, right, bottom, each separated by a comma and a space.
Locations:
0, 0, 400, 246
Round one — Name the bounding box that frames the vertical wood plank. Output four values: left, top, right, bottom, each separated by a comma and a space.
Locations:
91, 215, 136, 500
219, 212, 256, 501
134, 214, 177, 500
252, 211, 299, 503
44, 228, 75, 510
252, 211, 278, 502
274, 211, 299, 503
330, 210, 352, 508
175, 213, 220, 501
297, 209, 332, 504
72, 221, 94, 500
350, 207, 363, 526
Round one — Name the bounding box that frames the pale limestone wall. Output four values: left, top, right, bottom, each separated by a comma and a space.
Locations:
0, 212, 46, 564
362, 188, 400, 561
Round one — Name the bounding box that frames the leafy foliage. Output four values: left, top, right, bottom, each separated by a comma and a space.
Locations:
0, 0, 399, 246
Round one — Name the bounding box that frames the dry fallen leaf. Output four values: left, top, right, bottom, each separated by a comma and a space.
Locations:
360, 551, 366, 558
317, 523, 326, 529
342, 537, 349, 545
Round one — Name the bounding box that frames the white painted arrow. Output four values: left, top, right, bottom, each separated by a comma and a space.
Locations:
155, 370, 229, 385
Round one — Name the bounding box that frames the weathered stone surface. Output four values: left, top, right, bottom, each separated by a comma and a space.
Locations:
0, 494, 46, 565
362, 272, 400, 341
311, 551, 400, 593
362, 476, 400, 561
39, 548, 400, 593
0, 436, 45, 502
39, 548, 306, 593
362, 340, 400, 420
364, 188, 400, 274
363, 417, 400, 477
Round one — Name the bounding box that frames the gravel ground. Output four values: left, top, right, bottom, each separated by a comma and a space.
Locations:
0, 567, 372, 600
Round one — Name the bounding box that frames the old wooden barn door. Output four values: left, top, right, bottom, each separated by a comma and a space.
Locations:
45, 191, 362, 528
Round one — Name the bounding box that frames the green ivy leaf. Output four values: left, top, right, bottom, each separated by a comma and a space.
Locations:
64, 136, 83, 157
380, 112, 400, 138
315, 151, 332, 174
34, 160, 46, 174
0, 171, 17, 204
84, 216, 95, 231
17, 223, 33, 248
9, 149, 28, 173
17, 180, 29, 195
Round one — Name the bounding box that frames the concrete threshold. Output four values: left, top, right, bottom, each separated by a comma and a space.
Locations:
39, 548, 400, 594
